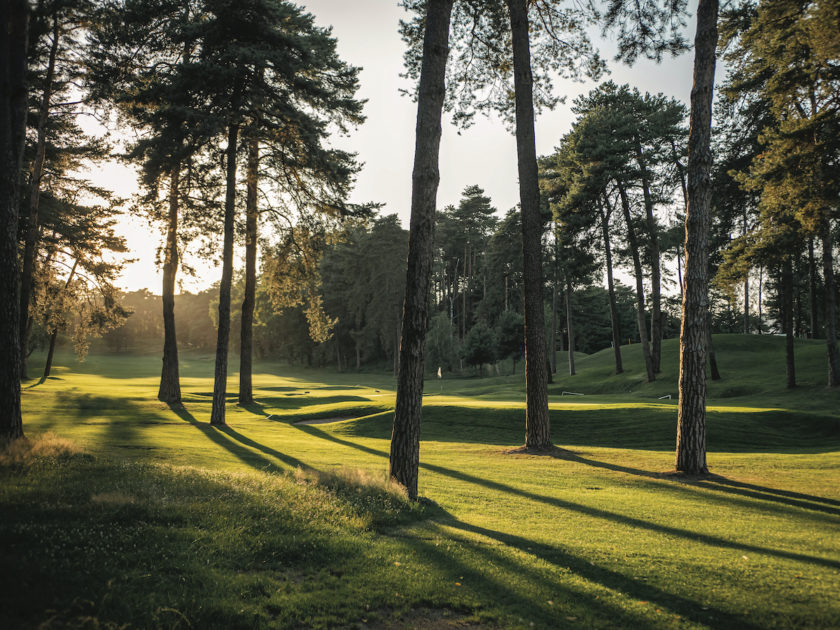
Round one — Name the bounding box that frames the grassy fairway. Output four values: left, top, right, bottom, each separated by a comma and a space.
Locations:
2, 335, 839, 628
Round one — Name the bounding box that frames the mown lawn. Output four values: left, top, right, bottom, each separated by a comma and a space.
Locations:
2, 335, 839, 628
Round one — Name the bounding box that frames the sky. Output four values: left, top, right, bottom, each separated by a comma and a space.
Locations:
102, 1, 698, 294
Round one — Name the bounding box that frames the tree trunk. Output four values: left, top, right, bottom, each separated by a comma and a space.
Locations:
42, 328, 58, 381
210, 122, 240, 426
782, 260, 796, 388
743, 210, 750, 334
565, 275, 575, 376
19, 14, 59, 379
393, 324, 400, 378
600, 197, 623, 374
158, 163, 182, 404
707, 312, 721, 381
676, 0, 718, 475
0, 0, 29, 440
41, 258, 77, 382
239, 135, 259, 405
550, 280, 557, 374
461, 247, 467, 338
743, 276, 750, 334
808, 237, 819, 339
758, 265, 763, 333
617, 180, 655, 382
673, 140, 687, 298
820, 218, 840, 386
636, 144, 662, 373
508, 0, 551, 450
389, 0, 453, 500
794, 264, 803, 338
677, 246, 684, 296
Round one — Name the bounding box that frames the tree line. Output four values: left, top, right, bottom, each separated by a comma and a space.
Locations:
2, 0, 838, 498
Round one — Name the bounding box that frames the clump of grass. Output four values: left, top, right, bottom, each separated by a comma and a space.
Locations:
292, 466, 434, 528
0, 432, 85, 468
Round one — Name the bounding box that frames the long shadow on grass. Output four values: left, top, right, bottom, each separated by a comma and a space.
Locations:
398, 524, 645, 628
339, 406, 840, 452
291, 423, 840, 571
559, 452, 840, 516
169, 405, 312, 473
238, 401, 268, 416
435, 519, 764, 629
191, 392, 371, 411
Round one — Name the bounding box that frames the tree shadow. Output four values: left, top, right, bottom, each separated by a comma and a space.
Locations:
168, 404, 312, 473
191, 391, 373, 410
433, 518, 765, 629
553, 451, 840, 517
259, 385, 369, 392
336, 405, 840, 452
238, 400, 268, 416
698, 474, 840, 513
24, 375, 62, 389
291, 423, 840, 571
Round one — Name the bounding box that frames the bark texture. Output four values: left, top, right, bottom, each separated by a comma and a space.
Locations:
636, 147, 662, 373
550, 281, 557, 374
617, 180, 654, 382
389, 0, 453, 500
565, 276, 575, 376
743, 212, 750, 334
42, 258, 78, 381
808, 237, 818, 338
820, 219, 840, 386
210, 123, 240, 426
676, 0, 718, 475
158, 164, 182, 404
0, 0, 29, 440
782, 260, 796, 389
508, 0, 551, 450
19, 14, 59, 379
600, 198, 623, 374
43, 329, 58, 381
239, 135, 259, 404
707, 313, 721, 381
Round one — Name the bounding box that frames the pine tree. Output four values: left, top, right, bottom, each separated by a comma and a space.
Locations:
89, 0, 207, 405
18, 1, 115, 383
390, 0, 454, 500
188, 0, 362, 425
735, 0, 840, 386
676, 0, 719, 475
0, 0, 30, 440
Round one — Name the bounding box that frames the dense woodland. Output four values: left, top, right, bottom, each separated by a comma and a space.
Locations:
2, 0, 839, 484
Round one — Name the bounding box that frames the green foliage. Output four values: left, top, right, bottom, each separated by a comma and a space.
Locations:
321, 214, 409, 369
435, 186, 499, 337
494, 309, 523, 367
425, 311, 460, 373
600, 0, 689, 63
460, 320, 497, 370
400, 0, 605, 127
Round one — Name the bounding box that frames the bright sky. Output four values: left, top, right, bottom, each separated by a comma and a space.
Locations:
100, 1, 697, 294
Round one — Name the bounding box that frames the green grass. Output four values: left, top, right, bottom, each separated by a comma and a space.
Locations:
2, 334, 839, 628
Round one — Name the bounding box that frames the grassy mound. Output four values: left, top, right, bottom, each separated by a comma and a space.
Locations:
0, 436, 436, 629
